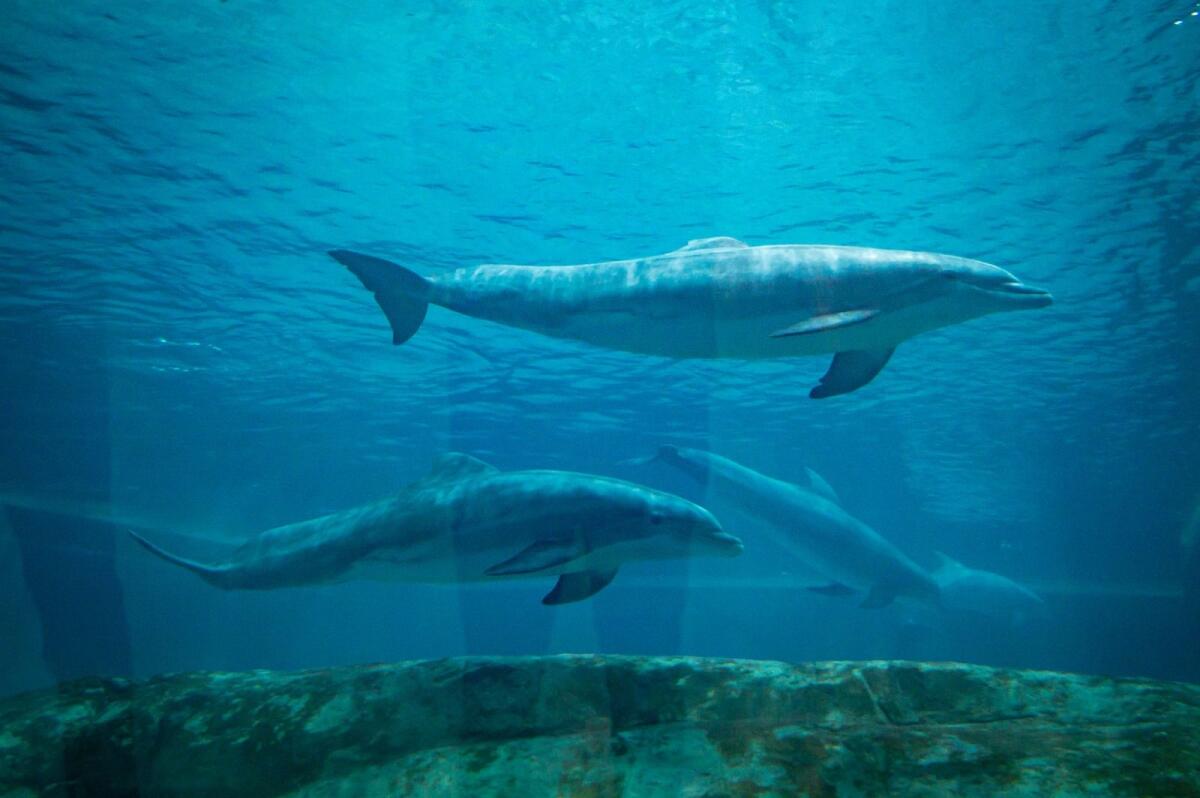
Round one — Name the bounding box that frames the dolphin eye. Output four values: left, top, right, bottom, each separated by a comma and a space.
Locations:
649, 511, 664, 525
942, 272, 958, 280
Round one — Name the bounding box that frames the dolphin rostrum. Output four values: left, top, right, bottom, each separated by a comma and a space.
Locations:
128, 453, 743, 605
647, 445, 939, 608
932, 552, 1045, 622
330, 238, 1052, 398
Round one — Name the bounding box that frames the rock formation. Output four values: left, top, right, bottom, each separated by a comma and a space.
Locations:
2, 655, 1198, 796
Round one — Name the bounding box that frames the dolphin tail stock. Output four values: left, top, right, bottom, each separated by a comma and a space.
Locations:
127, 529, 232, 589
329, 250, 431, 345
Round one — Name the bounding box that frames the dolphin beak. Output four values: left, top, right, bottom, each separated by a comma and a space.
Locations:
994, 281, 1053, 308
712, 531, 745, 557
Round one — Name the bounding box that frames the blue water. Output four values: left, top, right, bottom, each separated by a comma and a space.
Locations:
1, 1, 1198, 696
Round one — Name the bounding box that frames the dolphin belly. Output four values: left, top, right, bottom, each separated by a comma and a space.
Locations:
545, 310, 834, 359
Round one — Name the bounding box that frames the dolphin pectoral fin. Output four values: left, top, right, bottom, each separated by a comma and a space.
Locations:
810, 347, 896, 399
770, 309, 879, 338
806, 582, 856, 597
329, 250, 431, 345
542, 568, 619, 605
485, 539, 584, 576
859, 584, 898, 609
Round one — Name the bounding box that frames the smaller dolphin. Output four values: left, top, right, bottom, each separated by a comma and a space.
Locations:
646, 446, 939, 608
932, 552, 1045, 622
128, 453, 742, 605
330, 238, 1052, 398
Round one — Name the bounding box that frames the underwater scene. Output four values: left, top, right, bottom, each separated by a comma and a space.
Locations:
2, 1, 1199, 795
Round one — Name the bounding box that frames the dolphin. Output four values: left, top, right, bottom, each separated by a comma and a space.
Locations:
330, 237, 1052, 398
646, 445, 939, 608
932, 552, 1045, 621
127, 453, 743, 605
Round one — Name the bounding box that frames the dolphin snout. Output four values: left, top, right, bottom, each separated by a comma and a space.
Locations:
996, 281, 1053, 308
710, 530, 745, 557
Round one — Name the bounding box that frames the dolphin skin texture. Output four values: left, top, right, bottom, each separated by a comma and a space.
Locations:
330, 237, 1052, 398
932, 552, 1045, 621
649, 445, 939, 608
128, 453, 743, 605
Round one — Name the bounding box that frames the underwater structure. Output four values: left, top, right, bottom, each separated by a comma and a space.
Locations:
2, 654, 1197, 797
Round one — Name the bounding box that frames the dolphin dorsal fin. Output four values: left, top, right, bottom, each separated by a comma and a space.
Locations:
426, 452, 498, 481
802, 467, 840, 504
933, 551, 967, 573
673, 237, 749, 253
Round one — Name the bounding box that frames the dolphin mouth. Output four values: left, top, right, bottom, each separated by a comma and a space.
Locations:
989, 281, 1053, 307
711, 531, 745, 557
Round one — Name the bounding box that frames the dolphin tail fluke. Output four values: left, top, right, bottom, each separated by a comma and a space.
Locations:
329, 250, 431, 345
127, 530, 231, 589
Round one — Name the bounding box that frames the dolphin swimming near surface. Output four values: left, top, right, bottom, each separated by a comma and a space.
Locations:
330, 237, 1052, 398
932, 552, 1045, 622
128, 453, 743, 605
645, 445, 940, 608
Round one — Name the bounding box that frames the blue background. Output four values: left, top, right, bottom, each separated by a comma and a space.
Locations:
1, 0, 1198, 695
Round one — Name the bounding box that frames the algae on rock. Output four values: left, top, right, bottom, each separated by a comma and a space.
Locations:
2, 655, 1198, 797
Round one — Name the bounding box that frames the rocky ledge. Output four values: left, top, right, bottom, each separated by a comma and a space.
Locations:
2, 656, 1198, 797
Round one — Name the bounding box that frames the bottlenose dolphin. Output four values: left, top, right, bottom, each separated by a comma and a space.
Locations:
646, 445, 939, 608
932, 552, 1045, 621
330, 238, 1052, 397
128, 453, 743, 605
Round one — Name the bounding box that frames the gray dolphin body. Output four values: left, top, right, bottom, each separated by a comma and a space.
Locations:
932, 552, 1045, 621
129, 453, 743, 605
331, 237, 1052, 398
650, 446, 939, 608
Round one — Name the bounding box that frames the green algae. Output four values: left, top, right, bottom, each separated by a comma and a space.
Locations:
2, 656, 1198, 798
